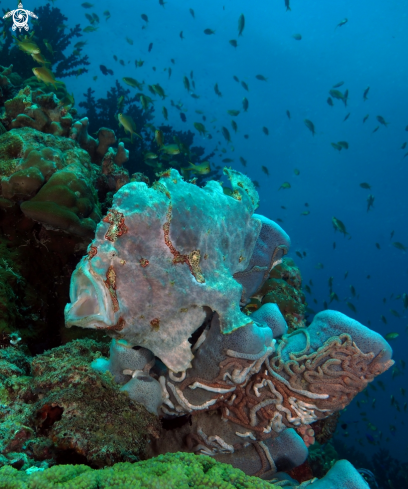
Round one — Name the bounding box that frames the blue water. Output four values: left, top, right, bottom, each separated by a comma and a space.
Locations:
14, 0, 408, 465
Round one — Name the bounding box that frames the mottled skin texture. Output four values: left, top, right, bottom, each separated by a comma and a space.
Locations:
64, 170, 393, 483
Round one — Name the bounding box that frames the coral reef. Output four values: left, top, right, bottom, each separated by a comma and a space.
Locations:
0, 451, 370, 489
3, 86, 73, 136
65, 169, 394, 482
0, 340, 160, 469
0, 127, 100, 239
243, 257, 306, 332
0, 5, 89, 80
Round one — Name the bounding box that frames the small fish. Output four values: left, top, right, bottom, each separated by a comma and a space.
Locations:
92, 13, 100, 23
402, 293, 408, 309
295, 251, 302, 259
242, 97, 249, 111
144, 152, 159, 160
183, 76, 191, 92
81, 2, 94, 7
83, 25, 98, 32
155, 129, 164, 147
262, 166, 269, 176
363, 114, 369, 123
363, 87, 370, 101
31, 52, 50, 65
228, 110, 240, 116
159, 0, 166, 7
214, 83, 222, 97
32, 67, 63, 88
189, 8, 195, 18
229, 39, 238, 48
333, 81, 344, 88
337, 141, 349, 149
333, 242, 336, 249
304, 119, 315, 135
336, 18, 348, 29
12, 36, 40, 54
327, 97, 334, 106
279, 182, 291, 190
194, 122, 207, 136
222, 158, 234, 163
375, 243, 381, 250
343, 113, 350, 122
329, 89, 344, 101
390, 230, 394, 240
148, 43, 153, 52
180, 112, 187, 122
162, 107, 168, 121
255, 74, 267, 81
390, 309, 400, 318
301, 211, 310, 216
401, 142, 407, 149
182, 161, 211, 175
103, 10, 111, 20
315, 263, 324, 270
343, 89, 349, 107
331, 143, 342, 151
204, 29, 215, 35
231, 120, 238, 133
180, 31, 184, 40
168, 68, 172, 79
346, 302, 357, 313
332, 217, 349, 237
141, 14, 149, 22
376, 115, 389, 126
367, 195, 375, 212
118, 113, 141, 143
294, 168, 300, 175
123, 77, 143, 89
233, 76, 240, 83
222, 127, 231, 143
241, 81, 249, 91
385, 333, 399, 340
360, 182, 371, 189
393, 242, 406, 252
262, 126, 269, 135
162, 144, 181, 155
380, 315, 387, 324
239, 157, 247, 167
238, 14, 245, 36
372, 126, 379, 133
126, 37, 133, 45
292, 33, 302, 40
350, 285, 356, 297
285, 0, 291, 11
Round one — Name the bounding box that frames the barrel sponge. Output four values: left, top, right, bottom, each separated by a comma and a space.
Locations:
120, 372, 163, 415
310, 460, 370, 489
91, 339, 154, 384
280, 310, 394, 368
264, 428, 308, 472
234, 214, 291, 303
250, 302, 288, 338
20, 169, 101, 238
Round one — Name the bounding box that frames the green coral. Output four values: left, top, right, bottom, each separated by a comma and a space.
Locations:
0, 452, 279, 489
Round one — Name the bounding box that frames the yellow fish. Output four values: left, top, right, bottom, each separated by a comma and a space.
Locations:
161, 144, 180, 155
155, 130, 164, 147
118, 113, 141, 143
13, 35, 40, 54
31, 52, 50, 64
32, 67, 63, 89
182, 161, 211, 175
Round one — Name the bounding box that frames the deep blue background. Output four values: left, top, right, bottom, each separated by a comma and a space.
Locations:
11, 0, 408, 462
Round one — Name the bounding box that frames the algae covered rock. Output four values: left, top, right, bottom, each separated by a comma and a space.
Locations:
0, 127, 101, 239
0, 340, 160, 469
